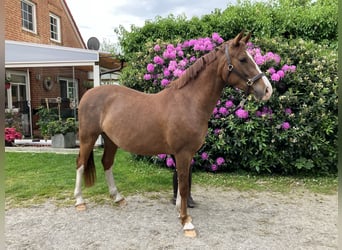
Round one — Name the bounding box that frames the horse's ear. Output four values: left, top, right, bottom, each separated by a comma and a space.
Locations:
232, 31, 245, 46
241, 32, 252, 44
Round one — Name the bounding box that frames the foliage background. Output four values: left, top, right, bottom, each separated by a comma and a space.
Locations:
114, 0, 337, 175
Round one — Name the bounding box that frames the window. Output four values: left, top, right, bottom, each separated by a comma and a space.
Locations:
21, 0, 36, 33
50, 13, 61, 42
59, 79, 78, 105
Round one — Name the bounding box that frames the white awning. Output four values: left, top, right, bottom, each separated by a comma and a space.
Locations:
5, 40, 99, 68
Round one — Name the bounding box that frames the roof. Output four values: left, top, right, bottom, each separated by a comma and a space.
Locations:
5, 40, 123, 70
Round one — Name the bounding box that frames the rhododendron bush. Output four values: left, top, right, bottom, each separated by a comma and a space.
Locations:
120, 34, 337, 174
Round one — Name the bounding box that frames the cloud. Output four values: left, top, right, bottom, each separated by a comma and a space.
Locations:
66, 0, 233, 43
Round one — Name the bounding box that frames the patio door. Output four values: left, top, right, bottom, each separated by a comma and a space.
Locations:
5, 71, 30, 136
59, 78, 78, 118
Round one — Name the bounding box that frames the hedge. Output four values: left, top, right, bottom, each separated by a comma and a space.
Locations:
115, 0, 337, 175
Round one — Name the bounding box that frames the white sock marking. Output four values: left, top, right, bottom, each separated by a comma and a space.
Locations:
105, 167, 123, 202
74, 165, 85, 206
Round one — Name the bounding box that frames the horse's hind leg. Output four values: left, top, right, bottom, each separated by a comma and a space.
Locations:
102, 134, 125, 204
74, 134, 98, 210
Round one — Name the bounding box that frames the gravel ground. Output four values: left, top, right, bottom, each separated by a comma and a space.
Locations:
5, 185, 337, 250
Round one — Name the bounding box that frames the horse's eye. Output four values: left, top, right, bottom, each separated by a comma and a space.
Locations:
239, 58, 247, 63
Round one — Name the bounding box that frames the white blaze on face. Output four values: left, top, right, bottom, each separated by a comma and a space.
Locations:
246, 51, 273, 100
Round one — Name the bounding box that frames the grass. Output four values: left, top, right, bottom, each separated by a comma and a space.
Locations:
5, 149, 337, 208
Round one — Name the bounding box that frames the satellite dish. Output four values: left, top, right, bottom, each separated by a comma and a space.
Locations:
87, 37, 100, 50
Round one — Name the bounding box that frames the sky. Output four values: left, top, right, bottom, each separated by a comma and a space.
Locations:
66, 0, 236, 46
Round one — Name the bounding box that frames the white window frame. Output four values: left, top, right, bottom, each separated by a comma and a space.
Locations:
49, 13, 61, 43
5, 71, 28, 112
21, 0, 37, 33
59, 78, 79, 107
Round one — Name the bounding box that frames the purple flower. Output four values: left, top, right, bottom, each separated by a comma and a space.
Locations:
153, 44, 161, 52
216, 157, 225, 166
147, 63, 154, 73
190, 56, 197, 63
144, 74, 152, 80
225, 100, 234, 108
268, 67, 276, 74
214, 128, 221, 135
281, 122, 291, 130
168, 60, 178, 71
235, 108, 249, 119
212, 32, 223, 44
177, 50, 184, 57
157, 154, 166, 159
219, 107, 228, 116
163, 69, 171, 77
166, 157, 175, 167
277, 70, 285, 78
153, 56, 164, 65
285, 108, 292, 115
201, 152, 209, 160
173, 68, 184, 78
212, 107, 218, 115
211, 164, 218, 171
271, 73, 280, 82
161, 79, 170, 87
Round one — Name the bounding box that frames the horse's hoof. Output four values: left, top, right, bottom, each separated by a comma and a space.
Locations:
75, 203, 86, 211
116, 198, 127, 207
184, 229, 197, 238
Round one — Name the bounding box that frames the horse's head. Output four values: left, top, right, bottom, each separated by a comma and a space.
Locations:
220, 31, 273, 101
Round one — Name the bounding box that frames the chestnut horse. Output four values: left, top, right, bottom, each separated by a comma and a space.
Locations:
74, 32, 273, 237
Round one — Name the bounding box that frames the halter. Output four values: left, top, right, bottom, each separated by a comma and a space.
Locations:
225, 44, 265, 91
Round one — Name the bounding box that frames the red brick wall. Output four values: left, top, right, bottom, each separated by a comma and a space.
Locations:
5, 0, 85, 48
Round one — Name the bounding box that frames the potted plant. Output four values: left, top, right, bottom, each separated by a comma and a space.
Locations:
47, 117, 78, 148
36, 106, 58, 140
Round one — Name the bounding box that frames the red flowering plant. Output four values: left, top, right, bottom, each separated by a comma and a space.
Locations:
5, 127, 22, 146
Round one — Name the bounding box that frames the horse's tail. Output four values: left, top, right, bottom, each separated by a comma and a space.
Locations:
83, 151, 96, 187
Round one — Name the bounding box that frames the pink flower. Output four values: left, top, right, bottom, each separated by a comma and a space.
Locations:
285, 108, 292, 115
147, 63, 154, 73
166, 157, 175, 167
216, 157, 225, 166
144, 74, 152, 80
201, 152, 209, 160
157, 154, 166, 159
268, 67, 276, 74
190, 56, 197, 63
281, 122, 291, 130
212, 107, 218, 115
153, 44, 161, 52
173, 69, 184, 78
277, 70, 285, 78
163, 69, 171, 77
161, 79, 170, 86
271, 73, 280, 82
225, 100, 234, 108
212, 32, 223, 44
153, 56, 164, 65
235, 108, 249, 119
214, 128, 221, 135
177, 50, 184, 57
219, 107, 228, 116
211, 164, 218, 171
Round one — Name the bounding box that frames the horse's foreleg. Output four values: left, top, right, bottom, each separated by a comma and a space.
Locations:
175, 153, 196, 237
105, 166, 125, 204
74, 164, 85, 210
102, 136, 125, 205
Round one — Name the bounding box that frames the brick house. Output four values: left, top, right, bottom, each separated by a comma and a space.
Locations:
5, 0, 123, 138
